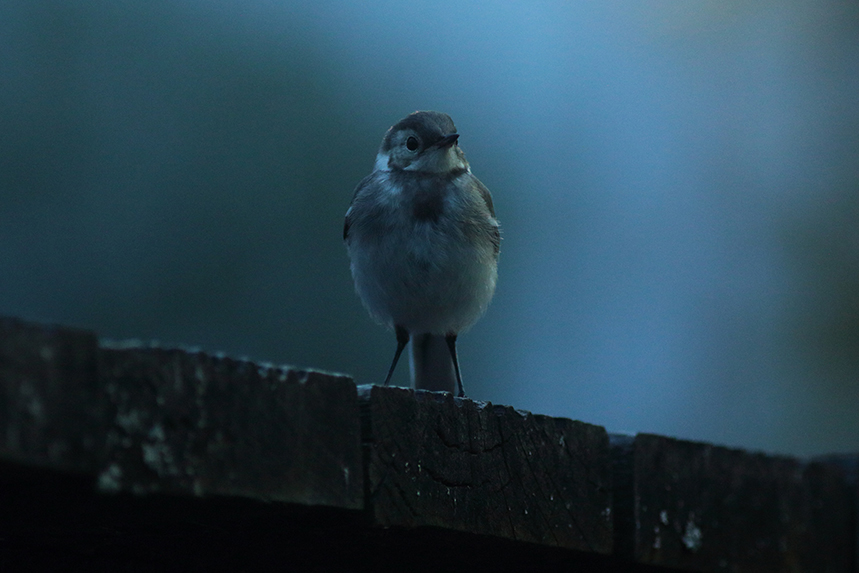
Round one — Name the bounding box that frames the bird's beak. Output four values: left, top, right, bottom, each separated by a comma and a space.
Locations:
435, 133, 460, 149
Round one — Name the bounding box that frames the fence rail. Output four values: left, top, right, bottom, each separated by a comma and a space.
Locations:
0, 316, 854, 571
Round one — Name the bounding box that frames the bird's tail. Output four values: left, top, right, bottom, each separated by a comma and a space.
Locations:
409, 333, 457, 394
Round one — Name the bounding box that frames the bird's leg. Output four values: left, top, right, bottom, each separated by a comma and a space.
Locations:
383, 326, 410, 386
445, 333, 465, 398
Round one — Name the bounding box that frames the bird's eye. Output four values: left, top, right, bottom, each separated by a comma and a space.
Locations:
405, 136, 419, 151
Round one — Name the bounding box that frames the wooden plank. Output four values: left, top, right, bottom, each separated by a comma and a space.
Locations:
612, 433, 854, 572
359, 385, 613, 554
98, 345, 364, 509
0, 316, 363, 510
0, 317, 102, 472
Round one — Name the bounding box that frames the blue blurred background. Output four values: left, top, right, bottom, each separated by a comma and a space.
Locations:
2, 0, 857, 456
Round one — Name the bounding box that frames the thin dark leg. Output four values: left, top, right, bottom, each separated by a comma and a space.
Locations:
383, 326, 410, 386
445, 333, 465, 398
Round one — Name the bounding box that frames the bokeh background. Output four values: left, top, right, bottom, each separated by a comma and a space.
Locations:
2, 0, 857, 456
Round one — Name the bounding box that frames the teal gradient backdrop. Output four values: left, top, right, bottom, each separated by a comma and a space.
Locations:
2, 0, 857, 455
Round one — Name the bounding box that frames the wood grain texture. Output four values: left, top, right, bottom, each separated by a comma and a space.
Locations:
0, 316, 363, 510
359, 385, 613, 553
0, 317, 102, 472
612, 433, 854, 572
98, 346, 364, 509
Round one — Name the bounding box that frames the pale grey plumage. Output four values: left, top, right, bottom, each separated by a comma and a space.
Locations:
344, 111, 499, 397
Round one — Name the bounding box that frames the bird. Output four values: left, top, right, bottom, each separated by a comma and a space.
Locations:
343, 111, 500, 398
